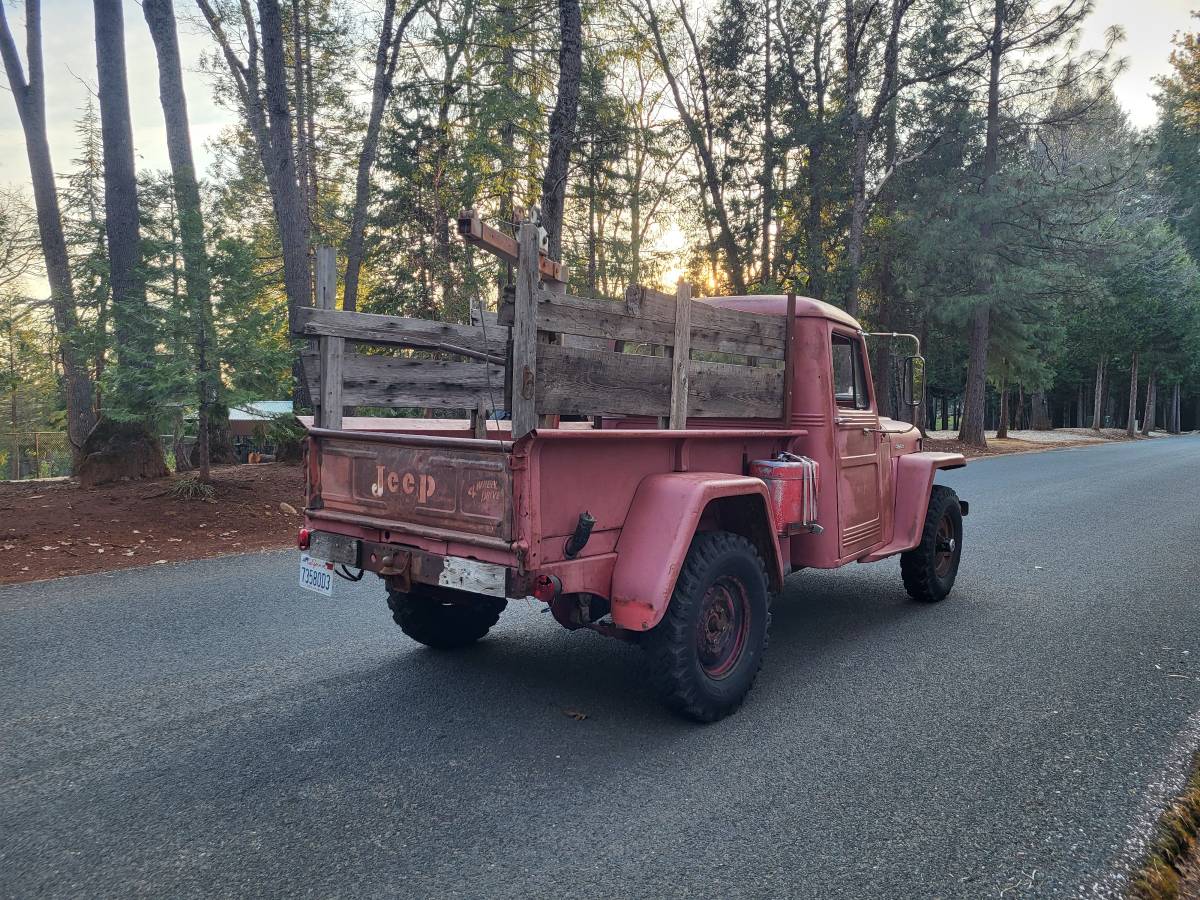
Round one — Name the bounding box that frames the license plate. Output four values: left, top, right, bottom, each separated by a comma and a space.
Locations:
299, 554, 334, 596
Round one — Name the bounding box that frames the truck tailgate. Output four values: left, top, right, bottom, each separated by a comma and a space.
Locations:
307, 431, 513, 544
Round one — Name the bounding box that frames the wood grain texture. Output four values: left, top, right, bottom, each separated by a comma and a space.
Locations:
536, 344, 783, 418
314, 247, 341, 427
627, 285, 787, 351
297, 307, 509, 359
520, 289, 786, 361
510, 222, 539, 438
669, 283, 692, 429
301, 349, 502, 409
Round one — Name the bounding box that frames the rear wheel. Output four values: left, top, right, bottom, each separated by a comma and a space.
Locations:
900, 485, 963, 603
643, 531, 771, 722
386, 586, 506, 649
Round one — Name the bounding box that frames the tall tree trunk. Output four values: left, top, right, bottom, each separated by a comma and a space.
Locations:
1030, 390, 1051, 430
1091, 357, 1105, 430
759, 0, 774, 288
843, 134, 870, 317
198, 0, 313, 334
292, 0, 311, 238
1140, 370, 1156, 436
95, 0, 153, 384
957, 0, 1003, 448
539, 0, 582, 261
0, 1, 97, 468
343, 0, 425, 310
144, 0, 220, 483
872, 99, 900, 419
805, 140, 826, 299
1171, 383, 1181, 434
257, 0, 312, 331
1126, 353, 1139, 438
996, 382, 1009, 439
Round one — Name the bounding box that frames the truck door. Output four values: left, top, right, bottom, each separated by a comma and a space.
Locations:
831, 331, 884, 558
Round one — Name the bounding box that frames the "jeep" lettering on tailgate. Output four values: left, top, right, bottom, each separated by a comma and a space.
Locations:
370, 465, 437, 503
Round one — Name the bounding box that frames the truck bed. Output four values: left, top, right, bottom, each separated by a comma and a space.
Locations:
303, 419, 804, 584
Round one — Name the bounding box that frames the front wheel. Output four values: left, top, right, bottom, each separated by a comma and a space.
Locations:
900, 484, 963, 603
387, 586, 506, 649
643, 531, 771, 722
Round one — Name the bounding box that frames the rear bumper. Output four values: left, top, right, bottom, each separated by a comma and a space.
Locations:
306, 529, 521, 599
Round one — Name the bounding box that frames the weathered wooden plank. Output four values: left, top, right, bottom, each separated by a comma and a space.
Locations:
627, 285, 787, 349
669, 282, 692, 429
536, 344, 784, 419
519, 288, 786, 360
297, 307, 507, 362
686, 359, 784, 418
536, 344, 670, 417
319, 337, 344, 426
510, 222, 539, 438
314, 247, 342, 428
301, 350, 503, 409
471, 398, 488, 439
781, 292, 796, 421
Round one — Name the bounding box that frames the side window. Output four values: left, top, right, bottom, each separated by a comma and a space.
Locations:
831, 334, 869, 410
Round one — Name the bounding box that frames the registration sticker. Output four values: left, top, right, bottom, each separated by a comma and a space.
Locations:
299, 554, 334, 596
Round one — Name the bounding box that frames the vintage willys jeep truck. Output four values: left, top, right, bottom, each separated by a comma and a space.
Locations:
295, 218, 967, 721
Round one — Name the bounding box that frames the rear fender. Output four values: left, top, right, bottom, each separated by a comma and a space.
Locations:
860, 451, 966, 563
610, 473, 784, 632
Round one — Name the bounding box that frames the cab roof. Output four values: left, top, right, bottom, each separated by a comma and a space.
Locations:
700, 294, 861, 331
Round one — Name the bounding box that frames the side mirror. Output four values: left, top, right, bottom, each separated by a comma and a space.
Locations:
903, 355, 924, 408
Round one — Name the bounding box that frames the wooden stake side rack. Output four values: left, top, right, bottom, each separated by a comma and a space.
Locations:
295, 219, 795, 439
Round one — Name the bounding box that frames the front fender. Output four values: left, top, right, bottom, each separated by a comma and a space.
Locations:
609, 472, 784, 632
859, 451, 966, 563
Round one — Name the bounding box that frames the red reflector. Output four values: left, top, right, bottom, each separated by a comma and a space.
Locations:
297, 528, 311, 550
532, 574, 560, 602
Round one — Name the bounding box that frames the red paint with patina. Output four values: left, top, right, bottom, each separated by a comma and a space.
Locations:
302, 296, 965, 633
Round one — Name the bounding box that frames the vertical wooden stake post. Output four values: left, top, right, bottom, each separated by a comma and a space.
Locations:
315, 246, 343, 429
510, 222, 539, 439
668, 281, 692, 429
781, 292, 796, 421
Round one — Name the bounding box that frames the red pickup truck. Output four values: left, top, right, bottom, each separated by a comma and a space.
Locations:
295, 223, 965, 720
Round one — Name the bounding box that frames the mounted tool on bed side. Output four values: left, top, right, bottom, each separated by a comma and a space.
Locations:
292, 215, 967, 722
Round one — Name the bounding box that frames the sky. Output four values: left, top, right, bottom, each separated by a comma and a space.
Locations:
0, 0, 1195, 194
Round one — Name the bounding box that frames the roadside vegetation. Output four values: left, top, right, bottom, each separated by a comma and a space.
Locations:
1130, 750, 1200, 900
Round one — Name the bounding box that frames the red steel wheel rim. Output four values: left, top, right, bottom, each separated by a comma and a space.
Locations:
696, 575, 750, 679
934, 514, 956, 578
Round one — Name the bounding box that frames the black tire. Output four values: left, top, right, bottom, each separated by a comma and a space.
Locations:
643, 531, 771, 722
386, 586, 506, 649
900, 484, 963, 603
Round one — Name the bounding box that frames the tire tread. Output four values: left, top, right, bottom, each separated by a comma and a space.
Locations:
644, 531, 771, 722
900, 484, 961, 603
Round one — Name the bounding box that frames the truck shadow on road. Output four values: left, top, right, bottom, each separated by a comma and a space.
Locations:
349, 565, 936, 732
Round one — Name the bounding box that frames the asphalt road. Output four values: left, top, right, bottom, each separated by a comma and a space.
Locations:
3, 436, 1200, 899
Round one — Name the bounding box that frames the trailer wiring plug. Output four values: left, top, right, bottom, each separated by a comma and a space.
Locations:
335, 565, 364, 582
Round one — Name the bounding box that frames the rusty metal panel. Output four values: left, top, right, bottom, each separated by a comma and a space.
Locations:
314, 437, 512, 541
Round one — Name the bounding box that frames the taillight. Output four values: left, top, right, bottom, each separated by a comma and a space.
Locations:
532, 574, 561, 603
297, 528, 311, 550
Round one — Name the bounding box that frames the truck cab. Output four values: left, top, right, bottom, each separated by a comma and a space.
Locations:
705, 295, 965, 570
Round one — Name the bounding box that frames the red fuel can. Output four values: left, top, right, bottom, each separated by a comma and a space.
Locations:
749, 455, 819, 534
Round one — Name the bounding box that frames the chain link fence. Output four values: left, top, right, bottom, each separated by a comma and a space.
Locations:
0, 432, 72, 481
